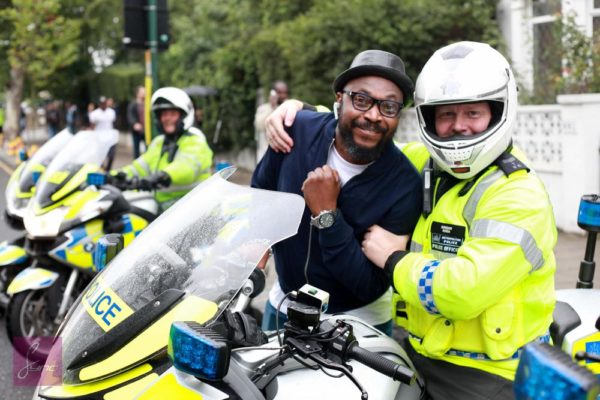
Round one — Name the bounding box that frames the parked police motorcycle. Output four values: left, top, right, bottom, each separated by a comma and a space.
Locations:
31, 170, 422, 400
549, 194, 600, 378
5, 129, 158, 359
134, 194, 600, 400
0, 129, 74, 308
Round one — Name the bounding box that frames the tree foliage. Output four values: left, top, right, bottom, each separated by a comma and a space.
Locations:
1, 0, 80, 94
554, 13, 600, 95
160, 0, 501, 149
0, 0, 501, 145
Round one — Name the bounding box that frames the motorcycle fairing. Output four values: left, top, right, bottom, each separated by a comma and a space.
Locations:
556, 289, 600, 375
72, 295, 218, 383
6, 266, 59, 294
5, 129, 73, 222
37, 172, 304, 395
49, 214, 148, 269
30, 130, 118, 213
0, 240, 28, 266
135, 367, 212, 400
38, 362, 165, 400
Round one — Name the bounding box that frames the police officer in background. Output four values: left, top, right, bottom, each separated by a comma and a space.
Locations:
265, 41, 557, 399
115, 87, 213, 211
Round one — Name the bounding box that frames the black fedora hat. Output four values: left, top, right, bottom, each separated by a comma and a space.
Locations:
333, 50, 414, 106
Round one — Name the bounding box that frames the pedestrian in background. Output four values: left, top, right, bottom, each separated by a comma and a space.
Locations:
254, 80, 288, 162
90, 96, 117, 169
45, 102, 60, 138
127, 86, 146, 159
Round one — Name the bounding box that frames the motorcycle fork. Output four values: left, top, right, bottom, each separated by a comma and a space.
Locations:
52, 269, 79, 324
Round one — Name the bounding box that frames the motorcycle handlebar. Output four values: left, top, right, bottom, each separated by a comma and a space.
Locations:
104, 174, 150, 192
347, 343, 416, 385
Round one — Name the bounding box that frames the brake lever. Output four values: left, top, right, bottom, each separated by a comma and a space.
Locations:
286, 336, 368, 400
306, 351, 368, 400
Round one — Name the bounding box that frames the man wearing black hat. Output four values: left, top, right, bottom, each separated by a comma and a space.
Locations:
252, 50, 422, 334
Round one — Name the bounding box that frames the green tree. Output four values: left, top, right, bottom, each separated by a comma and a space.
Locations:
160, 0, 501, 150
523, 11, 600, 103
1, 0, 80, 140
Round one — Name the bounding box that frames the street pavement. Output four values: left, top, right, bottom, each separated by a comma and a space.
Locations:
0, 132, 597, 398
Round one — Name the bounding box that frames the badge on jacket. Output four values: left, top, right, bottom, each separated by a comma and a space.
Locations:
431, 222, 465, 254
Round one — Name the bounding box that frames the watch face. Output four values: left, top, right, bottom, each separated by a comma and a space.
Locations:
319, 212, 335, 228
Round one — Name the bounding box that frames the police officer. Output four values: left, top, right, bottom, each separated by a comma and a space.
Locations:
265, 42, 557, 399
361, 41, 556, 399
116, 87, 213, 210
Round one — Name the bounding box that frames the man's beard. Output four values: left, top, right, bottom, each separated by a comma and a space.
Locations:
338, 115, 391, 164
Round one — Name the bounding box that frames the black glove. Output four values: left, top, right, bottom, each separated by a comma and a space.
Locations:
113, 171, 127, 181
106, 171, 128, 189
138, 171, 171, 191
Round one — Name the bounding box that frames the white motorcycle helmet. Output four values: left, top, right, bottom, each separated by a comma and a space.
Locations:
150, 87, 195, 136
414, 41, 518, 179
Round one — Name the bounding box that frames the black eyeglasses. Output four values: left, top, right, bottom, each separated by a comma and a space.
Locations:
343, 90, 403, 118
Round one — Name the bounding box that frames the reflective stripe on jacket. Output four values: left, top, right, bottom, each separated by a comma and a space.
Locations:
120, 127, 213, 209
396, 142, 557, 380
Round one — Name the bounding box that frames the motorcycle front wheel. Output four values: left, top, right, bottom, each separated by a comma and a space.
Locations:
6, 289, 61, 362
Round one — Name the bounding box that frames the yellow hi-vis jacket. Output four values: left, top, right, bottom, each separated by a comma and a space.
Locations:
395, 142, 556, 380
119, 127, 213, 209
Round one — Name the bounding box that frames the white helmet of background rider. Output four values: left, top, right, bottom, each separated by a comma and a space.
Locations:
414, 41, 518, 179
150, 87, 195, 136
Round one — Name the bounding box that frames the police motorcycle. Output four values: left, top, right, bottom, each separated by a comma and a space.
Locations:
32, 170, 423, 400
0, 129, 74, 308
549, 194, 600, 380
138, 193, 600, 400
510, 194, 600, 399
5, 129, 158, 359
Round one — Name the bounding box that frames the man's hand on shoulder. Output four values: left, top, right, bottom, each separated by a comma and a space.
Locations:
265, 99, 303, 153
302, 165, 341, 216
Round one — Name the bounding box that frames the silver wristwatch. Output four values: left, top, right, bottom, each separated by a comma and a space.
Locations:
310, 209, 337, 229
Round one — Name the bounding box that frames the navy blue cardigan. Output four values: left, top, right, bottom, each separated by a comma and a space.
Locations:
252, 111, 422, 313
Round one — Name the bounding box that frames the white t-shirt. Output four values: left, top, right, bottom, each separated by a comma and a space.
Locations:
268, 143, 391, 326
89, 107, 116, 131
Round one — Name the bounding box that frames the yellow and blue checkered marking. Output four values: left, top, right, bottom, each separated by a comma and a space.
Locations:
418, 260, 441, 315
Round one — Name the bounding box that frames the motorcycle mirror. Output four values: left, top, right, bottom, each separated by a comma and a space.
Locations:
87, 172, 106, 186
93, 234, 124, 272
168, 321, 230, 380
18, 148, 29, 162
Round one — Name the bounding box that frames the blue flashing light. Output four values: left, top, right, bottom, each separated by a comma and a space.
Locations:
578, 195, 600, 231
168, 321, 230, 381
18, 148, 28, 162
514, 342, 600, 400
87, 172, 106, 186
32, 171, 41, 184
92, 239, 107, 273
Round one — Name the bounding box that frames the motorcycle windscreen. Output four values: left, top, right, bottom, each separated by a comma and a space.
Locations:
32, 129, 118, 210
18, 129, 73, 194
46, 170, 304, 384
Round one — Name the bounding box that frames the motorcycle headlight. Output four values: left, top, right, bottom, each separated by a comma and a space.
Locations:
24, 206, 69, 238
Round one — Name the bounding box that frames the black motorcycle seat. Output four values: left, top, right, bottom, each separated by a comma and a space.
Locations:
550, 301, 581, 348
